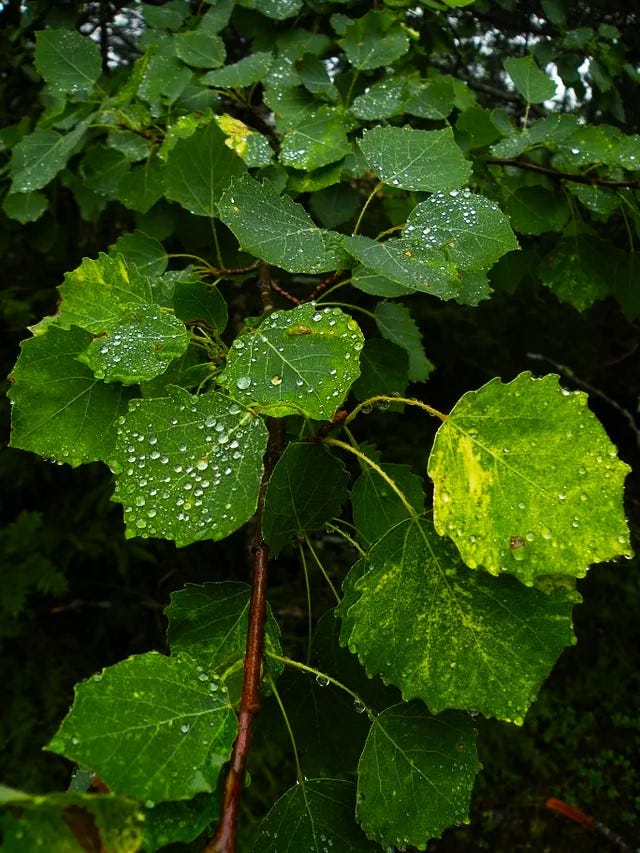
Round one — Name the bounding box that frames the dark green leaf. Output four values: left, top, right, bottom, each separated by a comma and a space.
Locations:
111, 388, 268, 546
142, 793, 219, 851
202, 52, 273, 88
280, 109, 351, 171
252, 779, 379, 851
506, 186, 570, 235
35, 29, 101, 96
351, 339, 410, 402
48, 652, 237, 803
342, 10, 409, 71
374, 301, 434, 382
539, 235, 617, 310
164, 120, 247, 216
2, 191, 48, 223
173, 279, 228, 331
108, 231, 168, 278
263, 443, 349, 554
238, 0, 303, 20
504, 56, 557, 103
351, 462, 425, 548
9, 327, 133, 467
10, 119, 91, 193
218, 176, 344, 273
357, 704, 481, 846
116, 157, 165, 213
174, 30, 225, 69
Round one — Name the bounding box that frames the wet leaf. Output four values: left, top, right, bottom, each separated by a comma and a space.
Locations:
428, 372, 632, 584
339, 517, 579, 722
357, 704, 481, 847
48, 652, 237, 803
35, 28, 101, 96
111, 388, 268, 546
263, 443, 350, 554
280, 108, 351, 170
218, 304, 363, 419
9, 326, 133, 467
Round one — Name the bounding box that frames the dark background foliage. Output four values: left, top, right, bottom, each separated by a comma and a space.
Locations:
1, 1, 639, 850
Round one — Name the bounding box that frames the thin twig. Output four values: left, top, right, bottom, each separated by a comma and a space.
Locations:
486, 157, 640, 189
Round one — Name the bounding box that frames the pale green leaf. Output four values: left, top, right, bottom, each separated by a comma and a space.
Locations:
164, 120, 246, 216
35, 29, 101, 96
504, 56, 557, 103
339, 517, 579, 722
0, 788, 143, 853
49, 253, 154, 334
1, 191, 48, 223
252, 780, 378, 852
351, 462, 425, 548
48, 651, 237, 803
10, 119, 91, 193
111, 388, 268, 546
263, 443, 349, 554
358, 126, 471, 192
202, 52, 273, 88
428, 372, 632, 584
357, 704, 481, 847
8, 326, 133, 467
218, 176, 344, 273
78, 305, 189, 385
374, 301, 434, 381
218, 304, 363, 419
280, 109, 351, 171
404, 189, 519, 270
342, 11, 409, 71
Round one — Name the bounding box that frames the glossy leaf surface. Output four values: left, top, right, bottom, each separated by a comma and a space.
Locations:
48, 652, 237, 803
428, 372, 632, 583
219, 304, 363, 419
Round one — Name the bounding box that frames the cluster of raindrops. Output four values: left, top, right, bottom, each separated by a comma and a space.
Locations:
113, 393, 267, 542
223, 304, 364, 418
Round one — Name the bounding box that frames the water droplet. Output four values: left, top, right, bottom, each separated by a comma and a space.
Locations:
353, 698, 366, 714
236, 376, 251, 390
315, 674, 330, 687
196, 458, 209, 471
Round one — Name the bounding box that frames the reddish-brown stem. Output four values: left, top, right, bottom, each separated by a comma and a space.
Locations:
485, 157, 640, 188
304, 271, 348, 303
203, 422, 283, 853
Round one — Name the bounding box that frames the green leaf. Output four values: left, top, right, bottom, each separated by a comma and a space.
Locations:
166, 582, 282, 699
174, 30, 225, 68
0, 787, 143, 853
10, 119, 91, 193
111, 389, 268, 545
539, 235, 616, 310
218, 176, 344, 273
351, 462, 425, 548
49, 253, 153, 334
352, 267, 414, 298
374, 301, 434, 382
404, 189, 519, 270
78, 305, 189, 385
351, 76, 408, 120
352, 339, 410, 401
280, 109, 351, 171
504, 56, 557, 103
358, 126, 471, 192
48, 651, 237, 803
344, 236, 491, 305
116, 156, 165, 213
173, 278, 228, 331
405, 75, 456, 120
202, 52, 273, 88
342, 11, 409, 71
428, 372, 632, 584
35, 29, 101, 96
142, 793, 219, 850
263, 443, 349, 554
164, 120, 247, 216
339, 517, 579, 722
238, 0, 303, 20
143, 1, 188, 29
81, 145, 131, 197
9, 326, 133, 467
108, 231, 168, 278
506, 186, 570, 235
1, 191, 48, 223
357, 704, 481, 847
218, 304, 364, 419
252, 779, 379, 852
